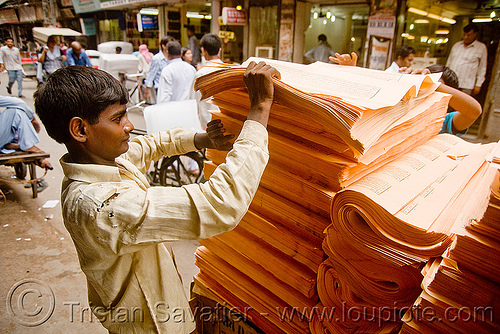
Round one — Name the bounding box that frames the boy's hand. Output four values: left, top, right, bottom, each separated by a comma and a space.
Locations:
194, 119, 234, 151
206, 119, 234, 151
244, 61, 281, 127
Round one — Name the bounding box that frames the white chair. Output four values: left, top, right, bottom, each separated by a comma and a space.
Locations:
143, 99, 203, 134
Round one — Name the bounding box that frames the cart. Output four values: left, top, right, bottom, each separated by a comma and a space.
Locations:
0, 151, 50, 198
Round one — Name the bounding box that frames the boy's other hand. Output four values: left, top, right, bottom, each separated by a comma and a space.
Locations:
206, 119, 234, 151
194, 119, 234, 151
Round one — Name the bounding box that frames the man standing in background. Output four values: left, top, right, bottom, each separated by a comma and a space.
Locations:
0, 37, 24, 98
446, 23, 488, 96
385, 45, 415, 73
305, 34, 335, 63
157, 41, 196, 103
187, 26, 200, 66
144, 35, 174, 103
194, 34, 224, 129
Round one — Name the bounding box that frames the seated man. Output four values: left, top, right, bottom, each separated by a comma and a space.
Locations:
0, 95, 52, 170
33, 63, 280, 333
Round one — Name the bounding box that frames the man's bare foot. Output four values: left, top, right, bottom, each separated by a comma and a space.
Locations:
36, 159, 53, 170
4, 142, 20, 150
25, 145, 44, 154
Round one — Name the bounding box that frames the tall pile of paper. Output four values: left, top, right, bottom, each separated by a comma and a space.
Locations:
313, 135, 495, 333
192, 58, 449, 333
400, 148, 500, 333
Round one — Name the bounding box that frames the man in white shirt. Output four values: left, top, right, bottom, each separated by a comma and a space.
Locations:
194, 34, 225, 129
446, 23, 488, 96
157, 41, 196, 103
385, 45, 415, 73
305, 34, 336, 63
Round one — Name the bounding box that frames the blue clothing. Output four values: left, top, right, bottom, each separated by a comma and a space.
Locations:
66, 48, 92, 67
7, 69, 23, 96
144, 52, 169, 88
440, 111, 467, 136
0, 96, 39, 153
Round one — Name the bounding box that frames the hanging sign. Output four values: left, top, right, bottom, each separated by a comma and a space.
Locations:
222, 7, 247, 25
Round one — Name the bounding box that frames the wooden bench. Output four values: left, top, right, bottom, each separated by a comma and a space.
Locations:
0, 151, 50, 198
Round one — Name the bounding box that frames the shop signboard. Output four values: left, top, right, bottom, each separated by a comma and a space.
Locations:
0, 9, 19, 24
101, 0, 155, 9
71, 0, 101, 14
219, 31, 235, 41
366, 15, 396, 39
82, 18, 97, 36
221, 7, 247, 25
367, 36, 391, 71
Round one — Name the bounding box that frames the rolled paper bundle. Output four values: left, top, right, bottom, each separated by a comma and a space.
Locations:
322, 228, 424, 308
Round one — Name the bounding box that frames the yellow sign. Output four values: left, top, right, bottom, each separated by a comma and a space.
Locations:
219, 31, 236, 41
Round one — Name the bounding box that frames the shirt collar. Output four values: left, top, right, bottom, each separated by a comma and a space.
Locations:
60, 153, 122, 183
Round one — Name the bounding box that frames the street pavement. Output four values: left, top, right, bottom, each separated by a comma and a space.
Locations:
0, 72, 199, 333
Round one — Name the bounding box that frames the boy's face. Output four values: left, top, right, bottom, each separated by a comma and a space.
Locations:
84, 103, 134, 165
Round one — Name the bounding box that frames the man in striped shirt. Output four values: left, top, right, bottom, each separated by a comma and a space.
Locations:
0, 37, 24, 98
446, 23, 488, 97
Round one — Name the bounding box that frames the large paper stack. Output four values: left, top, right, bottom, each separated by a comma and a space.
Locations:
400, 151, 500, 333
314, 136, 495, 333
192, 59, 450, 333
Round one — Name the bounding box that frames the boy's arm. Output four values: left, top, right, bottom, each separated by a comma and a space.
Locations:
437, 84, 482, 133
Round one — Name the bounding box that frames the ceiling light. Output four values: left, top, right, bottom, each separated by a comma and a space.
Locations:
441, 17, 456, 24
326, 12, 331, 18
330, 15, 335, 22
435, 29, 449, 34
351, 37, 355, 42
408, 7, 428, 16
472, 18, 492, 23
409, 23, 414, 30
490, 11, 496, 18
313, 12, 318, 19
323, 19, 327, 25
236, 5, 242, 10
140, 8, 159, 15
414, 19, 429, 24
427, 13, 441, 20
186, 12, 205, 19
406, 35, 415, 40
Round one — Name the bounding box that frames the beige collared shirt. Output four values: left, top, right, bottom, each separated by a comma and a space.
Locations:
60, 121, 269, 333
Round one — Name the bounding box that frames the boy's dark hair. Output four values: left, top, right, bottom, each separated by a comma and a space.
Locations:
396, 45, 415, 60
463, 23, 479, 33
318, 34, 327, 42
34, 66, 128, 144
4, 36, 13, 42
115, 46, 122, 52
426, 64, 459, 89
200, 34, 221, 56
167, 41, 182, 56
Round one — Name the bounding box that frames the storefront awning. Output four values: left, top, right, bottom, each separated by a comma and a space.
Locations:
32, 27, 82, 43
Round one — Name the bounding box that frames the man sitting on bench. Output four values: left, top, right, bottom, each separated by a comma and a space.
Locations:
0, 95, 52, 170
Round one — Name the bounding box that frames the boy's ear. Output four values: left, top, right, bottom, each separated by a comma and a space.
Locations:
69, 117, 87, 143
